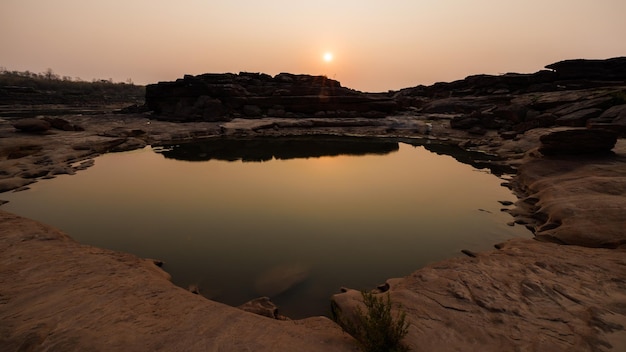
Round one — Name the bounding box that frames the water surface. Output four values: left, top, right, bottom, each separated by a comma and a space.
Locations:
1, 136, 529, 318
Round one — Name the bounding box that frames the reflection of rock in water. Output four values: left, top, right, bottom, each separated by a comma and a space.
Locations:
156, 136, 399, 162
254, 264, 310, 297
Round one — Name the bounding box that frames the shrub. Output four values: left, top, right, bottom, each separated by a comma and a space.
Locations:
334, 291, 410, 352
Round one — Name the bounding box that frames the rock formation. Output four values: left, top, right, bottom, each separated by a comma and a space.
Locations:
397, 57, 626, 139
145, 72, 397, 121
545, 57, 626, 81
539, 129, 618, 155
332, 237, 626, 352
2, 56, 626, 351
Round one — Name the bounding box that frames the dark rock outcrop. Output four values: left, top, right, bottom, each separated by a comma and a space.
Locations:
12, 118, 51, 133
545, 57, 626, 81
42, 117, 84, 131
145, 72, 397, 122
398, 57, 626, 101
392, 57, 626, 137
539, 129, 618, 155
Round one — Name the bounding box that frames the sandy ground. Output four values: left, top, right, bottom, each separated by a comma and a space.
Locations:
1, 113, 625, 351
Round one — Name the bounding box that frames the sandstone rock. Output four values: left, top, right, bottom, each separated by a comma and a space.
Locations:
12, 118, 51, 133
515, 154, 626, 247
599, 104, 626, 122
492, 104, 528, 123
109, 138, 147, 152
555, 108, 602, 127
332, 238, 626, 352
238, 297, 283, 319
587, 104, 626, 134
42, 117, 81, 131
18, 168, 49, 179
539, 129, 618, 155
333, 239, 626, 351
188, 283, 201, 294
101, 127, 147, 138
145, 72, 397, 121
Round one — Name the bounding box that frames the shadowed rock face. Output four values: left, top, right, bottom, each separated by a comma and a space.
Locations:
539, 129, 618, 155
545, 57, 626, 81
145, 72, 397, 121
396, 57, 626, 138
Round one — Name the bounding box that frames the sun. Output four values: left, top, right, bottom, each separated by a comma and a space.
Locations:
323, 52, 333, 62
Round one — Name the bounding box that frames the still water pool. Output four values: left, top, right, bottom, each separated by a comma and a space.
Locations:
1, 136, 529, 318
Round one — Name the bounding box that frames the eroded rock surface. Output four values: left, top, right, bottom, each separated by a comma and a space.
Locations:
0, 210, 356, 351
332, 140, 626, 351
539, 129, 618, 155
513, 144, 626, 248
332, 238, 626, 352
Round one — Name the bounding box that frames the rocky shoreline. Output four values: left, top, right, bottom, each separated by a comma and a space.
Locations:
1, 58, 625, 351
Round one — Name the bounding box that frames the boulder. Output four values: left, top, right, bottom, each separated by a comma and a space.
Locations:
332, 238, 626, 352
450, 115, 480, 130
586, 104, 626, 134
42, 117, 82, 131
550, 96, 614, 116
539, 129, 618, 155
238, 297, 283, 319
12, 118, 51, 133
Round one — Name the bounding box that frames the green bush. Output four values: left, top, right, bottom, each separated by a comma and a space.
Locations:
334, 291, 410, 352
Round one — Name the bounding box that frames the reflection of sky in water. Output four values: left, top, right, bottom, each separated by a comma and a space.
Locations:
1, 142, 530, 318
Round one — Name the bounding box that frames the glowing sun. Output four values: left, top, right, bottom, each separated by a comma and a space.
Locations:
323, 52, 333, 62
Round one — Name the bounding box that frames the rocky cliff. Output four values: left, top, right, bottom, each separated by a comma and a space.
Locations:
395, 57, 626, 146
145, 72, 397, 121
145, 58, 626, 145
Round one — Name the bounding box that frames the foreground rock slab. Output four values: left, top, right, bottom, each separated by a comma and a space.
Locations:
0, 210, 356, 352
514, 149, 626, 248
333, 238, 626, 351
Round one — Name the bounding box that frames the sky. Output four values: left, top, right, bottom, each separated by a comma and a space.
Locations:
1, 1, 625, 92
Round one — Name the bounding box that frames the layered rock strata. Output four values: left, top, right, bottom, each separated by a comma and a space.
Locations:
145, 72, 397, 121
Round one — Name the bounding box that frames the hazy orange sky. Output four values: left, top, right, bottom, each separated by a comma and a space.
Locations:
2, 1, 625, 92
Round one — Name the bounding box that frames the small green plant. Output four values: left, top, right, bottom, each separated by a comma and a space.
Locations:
334, 291, 410, 352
